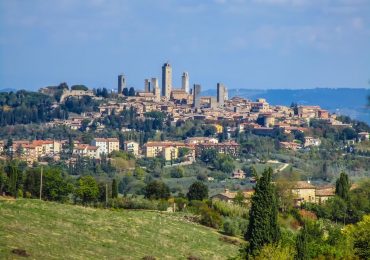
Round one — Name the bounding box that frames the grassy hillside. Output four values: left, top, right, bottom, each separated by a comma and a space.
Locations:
0, 199, 239, 259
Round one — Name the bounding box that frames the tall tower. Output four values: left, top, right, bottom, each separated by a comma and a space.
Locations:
151, 78, 160, 102
144, 79, 150, 92
193, 84, 201, 108
118, 74, 126, 94
181, 72, 189, 93
217, 83, 226, 107
162, 62, 172, 99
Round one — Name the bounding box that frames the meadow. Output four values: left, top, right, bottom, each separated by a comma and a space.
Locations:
0, 199, 238, 259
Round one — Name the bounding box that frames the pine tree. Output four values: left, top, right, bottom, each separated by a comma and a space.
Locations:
244, 167, 280, 256
112, 179, 118, 199
335, 172, 350, 202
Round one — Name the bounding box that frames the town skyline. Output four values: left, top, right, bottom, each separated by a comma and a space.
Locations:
1, 0, 370, 91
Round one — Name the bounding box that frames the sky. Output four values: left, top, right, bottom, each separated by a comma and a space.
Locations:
0, 0, 369, 91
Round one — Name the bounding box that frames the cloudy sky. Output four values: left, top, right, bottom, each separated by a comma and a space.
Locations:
0, 0, 369, 91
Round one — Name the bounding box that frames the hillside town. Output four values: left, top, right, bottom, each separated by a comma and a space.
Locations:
2, 62, 360, 165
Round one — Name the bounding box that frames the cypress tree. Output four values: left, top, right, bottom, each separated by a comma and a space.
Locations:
112, 179, 118, 199
295, 222, 309, 260
335, 172, 350, 202
244, 167, 280, 256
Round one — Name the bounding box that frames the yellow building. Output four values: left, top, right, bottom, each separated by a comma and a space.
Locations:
143, 141, 183, 161
123, 141, 139, 156
291, 181, 316, 205
213, 124, 223, 134
163, 146, 178, 161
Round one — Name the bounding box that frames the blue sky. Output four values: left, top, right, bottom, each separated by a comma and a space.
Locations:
0, 0, 369, 91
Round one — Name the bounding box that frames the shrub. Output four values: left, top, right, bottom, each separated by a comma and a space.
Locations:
223, 218, 239, 236
223, 217, 248, 236
212, 200, 249, 218
174, 197, 187, 211
199, 206, 222, 229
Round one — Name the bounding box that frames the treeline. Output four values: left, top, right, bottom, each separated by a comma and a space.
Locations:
0, 90, 67, 126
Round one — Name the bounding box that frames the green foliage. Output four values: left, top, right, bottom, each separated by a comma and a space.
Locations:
187, 181, 208, 201
174, 197, 187, 211
144, 180, 170, 200
178, 147, 190, 158
346, 215, 370, 259
71, 85, 88, 91
223, 217, 248, 236
212, 200, 249, 218
170, 166, 184, 178
200, 149, 235, 173
111, 179, 118, 199
255, 243, 295, 260
0, 90, 66, 126
295, 223, 309, 260
335, 172, 350, 202
199, 205, 222, 229
245, 167, 280, 255
294, 220, 354, 259
233, 191, 246, 206
74, 176, 99, 205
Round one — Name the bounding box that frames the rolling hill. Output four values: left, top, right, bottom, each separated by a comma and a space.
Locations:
0, 199, 239, 259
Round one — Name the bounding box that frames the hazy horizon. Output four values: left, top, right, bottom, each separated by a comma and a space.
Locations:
1, 0, 369, 91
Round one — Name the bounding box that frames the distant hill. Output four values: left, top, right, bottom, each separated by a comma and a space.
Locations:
0, 199, 238, 259
202, 88, 370, 124
0, 88, 17, 93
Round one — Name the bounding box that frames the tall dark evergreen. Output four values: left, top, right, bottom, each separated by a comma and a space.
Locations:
335, 172, 350, 202
295, 223, 309, 260
244, 167, 280, 256
112, 179, 118, 199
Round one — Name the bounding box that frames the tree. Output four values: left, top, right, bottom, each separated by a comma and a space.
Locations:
234, 190, 246, 206
187, 181, 208, 201
348, 215, 370, 259
75, 176, 99, 205
296, 222, 309, 260
112, 179, 118, 199
122, 88, 129, 96
128, 87, 135, 96
42, 168, 72, 202
200, 148, 218, 165
170, 166, 184, 178
335, 172, 350, 202
144, 180, 170, 200
4, 138, 13, 159
245, 167, 280, 256
204, 125, 216, 137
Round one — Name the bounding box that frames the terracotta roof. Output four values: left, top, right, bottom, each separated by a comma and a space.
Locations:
293, 181, 316, 189
200, 141, 239, 147
315, 187, 335, 197
144, 141, 185, 148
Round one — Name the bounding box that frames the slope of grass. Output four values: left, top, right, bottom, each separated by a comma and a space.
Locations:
0, 199, 239, 259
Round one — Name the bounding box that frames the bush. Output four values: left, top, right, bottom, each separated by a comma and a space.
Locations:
222, 217, 248, 236
174, 197, 187, 211
212, 200, 249, 218
199, 206, 222, 229
170, 167, 184, 178
223, 218, 239, 236
108, 197, 169, 211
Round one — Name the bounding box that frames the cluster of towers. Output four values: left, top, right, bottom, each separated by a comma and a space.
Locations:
117, 62, 228, 108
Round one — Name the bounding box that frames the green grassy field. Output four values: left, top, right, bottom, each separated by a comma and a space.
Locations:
0, 199, 239, 259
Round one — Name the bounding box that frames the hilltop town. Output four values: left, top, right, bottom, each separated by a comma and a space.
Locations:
3, 62, 365, 166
